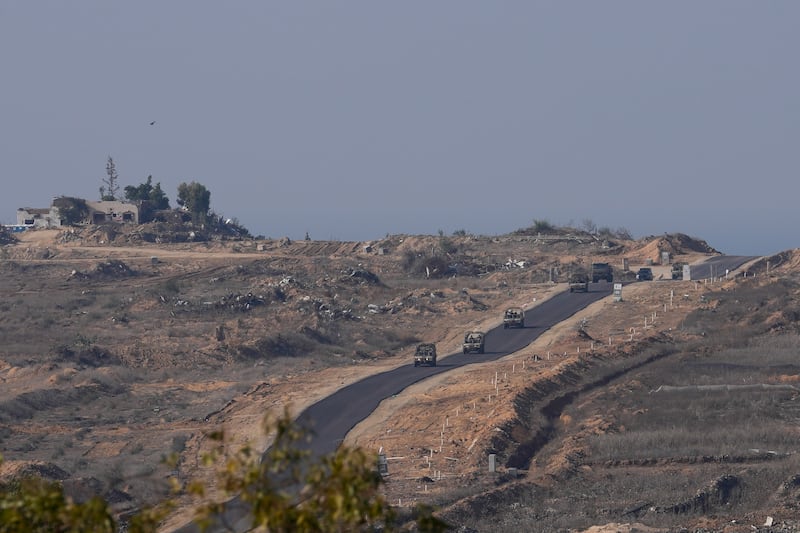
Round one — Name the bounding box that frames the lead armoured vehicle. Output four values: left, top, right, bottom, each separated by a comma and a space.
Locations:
413, 343, 437, 367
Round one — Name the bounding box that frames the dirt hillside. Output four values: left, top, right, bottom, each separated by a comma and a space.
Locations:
6, 225, 798, 532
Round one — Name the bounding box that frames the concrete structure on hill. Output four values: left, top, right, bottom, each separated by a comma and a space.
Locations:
16, 206, 63, 228
16, 199, 139, 228
84, 200, 139, 224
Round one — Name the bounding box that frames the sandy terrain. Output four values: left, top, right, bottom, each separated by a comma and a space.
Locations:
6, 225, 790, 532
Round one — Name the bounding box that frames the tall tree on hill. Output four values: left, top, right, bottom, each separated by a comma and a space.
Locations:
99, 156, 120, 201
176, 181, 211, 225
124, 176, 170, 222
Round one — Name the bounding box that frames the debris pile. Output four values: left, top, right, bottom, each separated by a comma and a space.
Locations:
93, 260, 136, 279
68, 260, 136, 281
208, 292, 265, 312
339, 268, 382, 285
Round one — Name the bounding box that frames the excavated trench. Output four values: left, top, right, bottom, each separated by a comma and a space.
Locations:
497, 336, 679, 470
439, 336, 755, 529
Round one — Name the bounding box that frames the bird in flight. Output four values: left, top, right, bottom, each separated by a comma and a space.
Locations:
149, 121, 156, 126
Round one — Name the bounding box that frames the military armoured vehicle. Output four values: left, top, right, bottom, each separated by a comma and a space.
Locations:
591, 262, 614, 283
413, 343, 437, 367
503, 307, 525, 329
671, 262, 687, 280
568, 271, 590, 292
462, 331, 486, 354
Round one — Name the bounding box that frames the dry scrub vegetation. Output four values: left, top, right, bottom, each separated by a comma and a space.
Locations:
3, 226, 800, 532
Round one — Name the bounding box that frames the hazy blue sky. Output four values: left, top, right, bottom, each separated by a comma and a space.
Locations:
2, 2, 798, 256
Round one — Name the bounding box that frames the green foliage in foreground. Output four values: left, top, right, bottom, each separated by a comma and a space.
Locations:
0, 475, 115, 533
0, 409, 451, 532
0, 463, 172, 533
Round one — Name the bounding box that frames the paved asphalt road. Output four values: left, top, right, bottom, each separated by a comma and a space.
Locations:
688, 255, 758, 281
175, 282, 613, 532
294, 255, 762, 462
295, 282, 614, 460
173, 254, 757, 532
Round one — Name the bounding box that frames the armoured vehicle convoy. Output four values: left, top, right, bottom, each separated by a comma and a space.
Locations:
462, 331, 486, 354
591, 262, 614, 283
503, 307, 525, 329
413, 343, 437, 367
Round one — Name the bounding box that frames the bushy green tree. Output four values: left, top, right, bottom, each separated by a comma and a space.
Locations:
124, 176, 171, 222
0, 468, 115, 533
176, 182, 211, 225
190, 408, 410, 532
